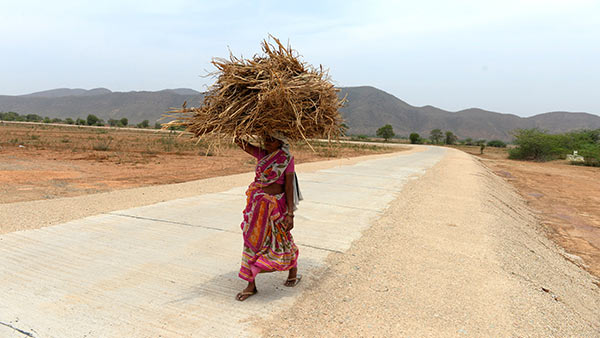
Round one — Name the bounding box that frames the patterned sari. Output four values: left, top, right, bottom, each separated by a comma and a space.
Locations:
238, 147, 299, 282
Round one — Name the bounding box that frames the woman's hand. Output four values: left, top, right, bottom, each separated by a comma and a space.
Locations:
284, 214, 294, 231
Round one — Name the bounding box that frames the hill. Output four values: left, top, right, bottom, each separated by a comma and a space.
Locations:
1, 86, 599, 141
339, 86, 600, 141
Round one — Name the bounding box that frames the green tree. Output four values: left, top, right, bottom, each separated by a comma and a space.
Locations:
409, 133, 421, 144
26, 114, 42, 122
120, 117, 128, 126
445, 131, 457, 145
65, 118, 74, 124
51, 118, 63, 123
464, 137, 473, 146
86, 114, 99, 126
376, 124, 395, 142
76, 118, 86, 125
108, 119, 119, 127
430, 129, 443, 144
487, 140, 507, 148
43, 117, 51, 123
0, 112, 19, 121
137, 120, 150, 128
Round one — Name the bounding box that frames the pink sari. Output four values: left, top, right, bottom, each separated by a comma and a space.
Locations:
238, 147, 299, 282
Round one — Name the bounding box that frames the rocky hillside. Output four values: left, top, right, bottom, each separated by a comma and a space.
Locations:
2, 86, 599, 141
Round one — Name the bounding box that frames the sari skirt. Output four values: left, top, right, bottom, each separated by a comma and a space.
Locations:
239, 184, 299, 282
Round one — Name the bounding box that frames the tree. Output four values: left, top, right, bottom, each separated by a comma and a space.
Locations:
86, 114, 99, 126
445, 131, 457, 145
487, 140, 507, 148
108, 119, 119, 127
76, 118, 86, 125
464, 137, 473, 146
43, 117, 51, 123
376, 124, 395, 142
65, 118, 74, 124
120, 117, 128, 126
137, 120, 150, 128
154, 122, 162, 129
409, 133, 421, 144
430, 129, 443, 144
26, 114, 42, 122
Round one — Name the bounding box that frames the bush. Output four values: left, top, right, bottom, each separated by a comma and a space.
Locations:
120, 117, 128, 126
87, 114, 99, 126
65, 118, 74, 124
577, 143, 600, 167
137, 120, 150, 128
508, 128, 599, 162
409, 133, 420, 144
0, 112, 19, 121
487, 140, 507, 148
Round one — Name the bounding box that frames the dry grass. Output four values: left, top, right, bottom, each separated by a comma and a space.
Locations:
164, 36, 345, 148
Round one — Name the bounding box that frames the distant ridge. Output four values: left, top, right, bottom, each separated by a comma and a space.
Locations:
22, 88, 113, 98
2, 86, 599, 141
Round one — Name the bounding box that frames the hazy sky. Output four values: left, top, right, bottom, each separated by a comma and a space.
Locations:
1, 0, 599, 117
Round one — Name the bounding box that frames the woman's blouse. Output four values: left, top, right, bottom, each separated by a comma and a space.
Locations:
254, 148, 294, 184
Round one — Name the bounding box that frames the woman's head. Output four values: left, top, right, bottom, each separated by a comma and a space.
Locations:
263, 135, 282, 153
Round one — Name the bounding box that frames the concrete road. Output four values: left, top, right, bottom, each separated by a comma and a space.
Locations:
0, 146, 445, 337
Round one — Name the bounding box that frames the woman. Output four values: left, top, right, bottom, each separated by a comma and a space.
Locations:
234, 134, 302, 301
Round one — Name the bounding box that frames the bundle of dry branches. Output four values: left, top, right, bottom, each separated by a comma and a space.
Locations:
163, 36, 345, 147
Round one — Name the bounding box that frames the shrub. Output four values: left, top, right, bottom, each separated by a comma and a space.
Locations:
409, 133, 420, 144
507, 128, 597, 161
577, 143, 600, 167
120, 117, 128, 126
487, 140, 507, 148
87, 114, 99, 126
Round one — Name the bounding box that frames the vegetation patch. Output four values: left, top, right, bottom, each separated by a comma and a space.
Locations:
509, 128, 600, 166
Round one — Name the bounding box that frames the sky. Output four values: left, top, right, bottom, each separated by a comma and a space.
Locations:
1, 0, 599, 117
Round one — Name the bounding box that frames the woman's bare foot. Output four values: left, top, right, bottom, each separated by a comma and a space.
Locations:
236, 281, 257, 301
284, 267, 302, 287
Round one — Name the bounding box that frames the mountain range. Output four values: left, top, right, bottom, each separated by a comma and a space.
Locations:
2, 86, 599, 141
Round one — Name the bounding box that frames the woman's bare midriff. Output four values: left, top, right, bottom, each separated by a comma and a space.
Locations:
263, 183, 284, 195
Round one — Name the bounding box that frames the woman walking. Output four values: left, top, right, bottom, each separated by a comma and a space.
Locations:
235, 134, 302, 301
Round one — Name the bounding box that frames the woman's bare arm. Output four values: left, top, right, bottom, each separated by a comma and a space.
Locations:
284, 171, 295, 231
235, 139, 259, 157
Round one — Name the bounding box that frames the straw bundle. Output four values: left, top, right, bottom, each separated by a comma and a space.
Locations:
164, 36, 345, 147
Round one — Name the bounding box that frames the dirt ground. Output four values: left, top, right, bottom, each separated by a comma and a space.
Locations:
0, 122, 398, 204
454, 145, 600, 279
